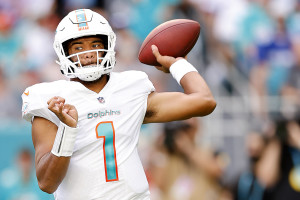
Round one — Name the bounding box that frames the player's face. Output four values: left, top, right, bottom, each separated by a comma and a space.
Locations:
67, 36, 105, 67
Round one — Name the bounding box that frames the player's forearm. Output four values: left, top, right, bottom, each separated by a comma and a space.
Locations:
36, 152, 70, 194
180, 71, 216, 116
32, 117, 78, 193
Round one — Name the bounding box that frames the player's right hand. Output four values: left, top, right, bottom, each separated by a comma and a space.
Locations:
151, 45, 185, 73
47, 96, 78, 128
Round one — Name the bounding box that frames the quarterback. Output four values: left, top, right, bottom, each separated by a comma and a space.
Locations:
21, 9, 216, 200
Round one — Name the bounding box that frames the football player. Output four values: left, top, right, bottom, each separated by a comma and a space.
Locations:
21, 9, 216, 200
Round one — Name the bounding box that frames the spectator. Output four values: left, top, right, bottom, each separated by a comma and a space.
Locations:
256, 117, 300, 199
234, 131, 266, 200
0, 148, 53, 200
249, 15, 293, 120
281, 39, 300, 118
150, 118, 228, 200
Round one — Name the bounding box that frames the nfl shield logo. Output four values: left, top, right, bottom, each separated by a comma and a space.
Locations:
97, 97, 105, 104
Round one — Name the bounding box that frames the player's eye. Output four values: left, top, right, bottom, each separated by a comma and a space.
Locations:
92, 44, 103, 49
75, 46, 83, 51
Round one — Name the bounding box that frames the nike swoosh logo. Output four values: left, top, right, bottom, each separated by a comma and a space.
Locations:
24, 91, 29, 96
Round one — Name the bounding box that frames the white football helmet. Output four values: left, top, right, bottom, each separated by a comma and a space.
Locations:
53, 9, 116, 81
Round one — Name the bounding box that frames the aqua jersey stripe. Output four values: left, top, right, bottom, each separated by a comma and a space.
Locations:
75, 10, 87, 27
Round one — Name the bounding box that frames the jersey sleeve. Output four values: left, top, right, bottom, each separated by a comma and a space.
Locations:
21, 84, 60, 126
126, 71, 155, 95
145, 73, 155, 94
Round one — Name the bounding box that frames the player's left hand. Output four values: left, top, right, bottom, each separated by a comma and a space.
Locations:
151, 45, 185, 73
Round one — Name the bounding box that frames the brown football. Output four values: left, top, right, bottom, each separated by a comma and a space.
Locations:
138, 19, 201, 66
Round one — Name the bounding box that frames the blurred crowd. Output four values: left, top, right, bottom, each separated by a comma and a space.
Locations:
1, 0, 300, 199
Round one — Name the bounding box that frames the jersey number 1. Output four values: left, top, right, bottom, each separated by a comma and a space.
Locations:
96, 121, 119, 182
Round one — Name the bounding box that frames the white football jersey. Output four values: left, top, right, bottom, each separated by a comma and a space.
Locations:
22, 71, 155, 200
